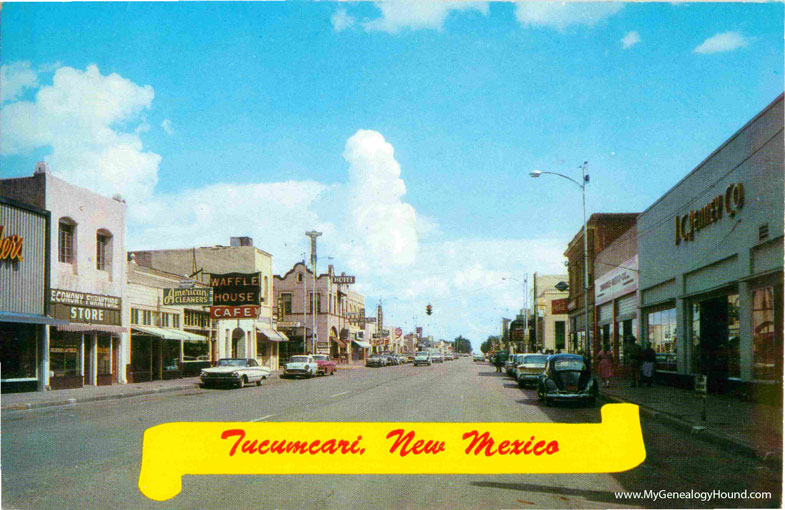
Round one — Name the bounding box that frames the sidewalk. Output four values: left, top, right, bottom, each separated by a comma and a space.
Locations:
600, 380, 782, 465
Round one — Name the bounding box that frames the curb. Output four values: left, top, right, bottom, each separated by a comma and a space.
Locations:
600, 392, 782, 467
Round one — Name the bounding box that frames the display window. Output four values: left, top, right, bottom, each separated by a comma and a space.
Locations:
97, 335, 111, 376
752, 286, 781, 381
183, 340, 209, 361
50, 333, 81, 377
0, 324, 38, 380
646, 307, 677, 371
691, 293, 740, 378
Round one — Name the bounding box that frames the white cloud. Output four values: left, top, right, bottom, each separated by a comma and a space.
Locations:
161, 119, 174, 135
1, 64, 158, 204
694, 31, 748, 54
621, 30, 641, 49
514, 2, 624, 31
1, 62, 39, 103
363, 1, 489, 33
331, 8, 356, 32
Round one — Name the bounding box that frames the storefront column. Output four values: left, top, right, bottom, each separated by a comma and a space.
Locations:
738, 280, 754, 381
676, 297, 688, 373
39, 325, 50, 391
91, 333, 98, 386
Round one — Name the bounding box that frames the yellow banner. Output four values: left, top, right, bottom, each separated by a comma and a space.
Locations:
138, 403, 645, 501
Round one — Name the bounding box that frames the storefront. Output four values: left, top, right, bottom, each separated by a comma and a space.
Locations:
594, 255, 639, 365
128, 325, 208, 381
0, 198, 67, 393
255, 321, 285, 370
637, 94, 783, 399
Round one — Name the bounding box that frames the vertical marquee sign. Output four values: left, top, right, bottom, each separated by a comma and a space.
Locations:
209, 272, 262, 319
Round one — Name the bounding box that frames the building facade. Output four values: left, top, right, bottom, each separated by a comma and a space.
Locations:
593, 226, 638, 367
564, 213, 639, 358
1, 165, 127, 391
532, 273, 570, 353
129, 238, 284, 370
637, 94, 783, 399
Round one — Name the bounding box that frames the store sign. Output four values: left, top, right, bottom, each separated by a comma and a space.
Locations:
162, 287, 212, 306
394, 327, 402, 337
209, 306, 259, 320
333, 275, 355, 284
675, 182, 744, 246
365, 317, 376, 324
50, 289, 122, 325
210, 272, 261, 306
0, 225, 24, 262
594, 255, 638, 306
278, 321, 301, 328
551, 298, 569, 315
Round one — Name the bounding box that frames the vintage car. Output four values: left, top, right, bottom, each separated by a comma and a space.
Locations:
312, 354, 337, 376
282, 355, 318, 379
200, 358, 271, 388
505, 353, 525, 377
431, 352, 444, 363
536, 354, 598, 406
515, 354, 549, 388
413, 352, 432, 366
473, 353, 484, 362
366, 355, 387, 367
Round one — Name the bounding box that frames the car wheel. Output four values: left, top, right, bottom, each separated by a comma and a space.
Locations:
330, 368, 335, 375
240, 376, 248, 388
256, 378, 262, 386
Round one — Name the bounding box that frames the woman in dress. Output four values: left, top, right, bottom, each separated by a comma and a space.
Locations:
596, 343, 614, 388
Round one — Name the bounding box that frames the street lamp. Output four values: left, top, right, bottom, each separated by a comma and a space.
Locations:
530, 162, 592, 363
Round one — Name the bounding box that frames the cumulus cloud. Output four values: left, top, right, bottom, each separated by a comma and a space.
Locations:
621, 30, 641, 49
1, 64, 159, 204
514, 2, 624, 31
694, 31, 748, 54
331, 8, 356, 32
1, 62, 39, 103
161, 119, 174, 135
363, 1, 489, 33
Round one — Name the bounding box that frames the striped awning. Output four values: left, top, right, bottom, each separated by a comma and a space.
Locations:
131, 326, 206, 341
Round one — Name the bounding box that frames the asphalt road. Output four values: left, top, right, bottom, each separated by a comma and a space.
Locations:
1, 358, 781, 509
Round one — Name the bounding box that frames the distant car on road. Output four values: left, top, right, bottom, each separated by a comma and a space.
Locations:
431, 352, 444, 363
312, 354, 336, 376
414, 352, 432, 366
282, 355, 318, 379
366, 355, 387, 367
473, 353, 484, 362
537, 354, 598, 407
200, 358, 270, 388
515, 354, 549, 388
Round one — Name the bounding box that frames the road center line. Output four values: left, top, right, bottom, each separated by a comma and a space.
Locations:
330, 391, 350, 398
251, 414, 276, 422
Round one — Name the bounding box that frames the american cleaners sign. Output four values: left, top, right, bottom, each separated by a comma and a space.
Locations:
209, 272, 261, 319
162, 288, 213, 306
50, 289, 122, 325
675, 182, 744, 245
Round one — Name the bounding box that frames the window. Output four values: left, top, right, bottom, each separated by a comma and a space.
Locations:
96, 232, 112, 271
263, 276, 269, 303
310, 292, 321, 314
280, 293, 293, 315
50, 334, 80, 377
647, 307, 677, 371
183, 340, 209, 361
161, 313, 171, 328
58, 219, 75, 263
173, 314, 180, 329
97, 336, 111, 375
554, 321, 566, 350
143, 310, 152, 326
297, 272, 303, 283
131, 309, 140, 325
752, 287, 777, 381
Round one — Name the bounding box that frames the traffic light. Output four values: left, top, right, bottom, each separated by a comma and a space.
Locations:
426, 304, 432, 316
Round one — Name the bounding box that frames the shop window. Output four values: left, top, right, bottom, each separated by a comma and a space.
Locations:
646, 307, 677, 372
0, 324, 38, 379
727, 295, 741, 378
691, 294, 740, 379
50, 335, 80, 377
97, 336, 111, 375
58, 219, 76, 264
554, 321, 566, 350
280, 293, 293, 315
183, 340, 209, 361
96, 230, 113, 272
753, 287, 777, 381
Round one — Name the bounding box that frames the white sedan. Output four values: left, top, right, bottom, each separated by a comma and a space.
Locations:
282, 355, 319, 379
200, 358, 271, 388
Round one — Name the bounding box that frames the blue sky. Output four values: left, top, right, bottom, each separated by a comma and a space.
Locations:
2, 2, 783, 349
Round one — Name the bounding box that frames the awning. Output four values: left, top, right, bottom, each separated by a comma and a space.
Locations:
179, 330, 209, 342
331, 337, 347, 347
256, 325, 285, 342
132, 326, 185, 340
353, 340, 372, 349
0, 312, 69, 326
277, 329, 289, 341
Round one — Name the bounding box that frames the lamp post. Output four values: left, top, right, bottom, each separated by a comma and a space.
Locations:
530, 162, 591, 363
305, 231, 322, 355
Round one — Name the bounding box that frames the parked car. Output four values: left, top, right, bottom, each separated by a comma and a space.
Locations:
515, 354, 549, 388
414, 352, 432, 366
366, 355, 387, 367
505, 354, 525, 376
282, 355, 318, 379
431, 352, 444, 363
383, 354, 398, 366
536, 354, 598, 407
200, 358, 270, 388
473, 353, 484, 362
311, 354, 336, 376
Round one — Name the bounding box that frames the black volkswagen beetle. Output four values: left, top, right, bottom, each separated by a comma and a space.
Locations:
536, 353, 598, 407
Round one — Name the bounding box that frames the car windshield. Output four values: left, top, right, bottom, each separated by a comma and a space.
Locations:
553, 359, 585, 371
523, 355, 548, 366
217, 359, 247, 367
290, 356, 309, 363
312, 355, 328, 361
415, 353, 428, 358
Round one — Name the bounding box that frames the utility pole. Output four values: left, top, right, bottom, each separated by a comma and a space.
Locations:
306, 231, 322, 356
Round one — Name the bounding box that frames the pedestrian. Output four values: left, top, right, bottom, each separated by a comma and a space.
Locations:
626, 336, 642, 388
596, 343, 614, 388
640, 342, 656, 387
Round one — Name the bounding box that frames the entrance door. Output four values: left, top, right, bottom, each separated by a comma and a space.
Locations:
112, 338, 119, 384
83, 335, 92, 385
697, 296, 730, 390
231, 329, 245, 358
152, 338, 163, 380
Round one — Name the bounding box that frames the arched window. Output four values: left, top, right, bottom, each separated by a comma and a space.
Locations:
58, 218, 77, 264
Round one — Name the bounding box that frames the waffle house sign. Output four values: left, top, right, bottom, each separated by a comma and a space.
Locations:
675, 182, 744, 245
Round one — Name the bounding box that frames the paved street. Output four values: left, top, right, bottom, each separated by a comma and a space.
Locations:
2, 358, 781, 510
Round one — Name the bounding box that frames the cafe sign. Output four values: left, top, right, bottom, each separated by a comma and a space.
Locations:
675, 182, 744, 246
210, 272, 262, 306
162, 287, 212, 306
0, 225, 24, 262
50, 289, 122, 325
